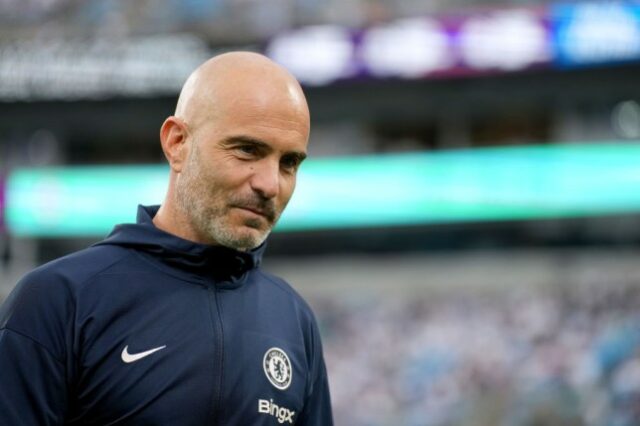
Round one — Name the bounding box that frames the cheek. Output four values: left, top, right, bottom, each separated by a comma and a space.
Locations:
220, 162, 254, 186
278, 178, 297, 207
203, 164, 245, 191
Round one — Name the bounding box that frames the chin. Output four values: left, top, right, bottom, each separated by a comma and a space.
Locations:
218, 226, 268, 251
238, 227, 269, 247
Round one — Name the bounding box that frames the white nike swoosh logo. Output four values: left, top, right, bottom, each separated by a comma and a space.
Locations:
121, 345, 167, 363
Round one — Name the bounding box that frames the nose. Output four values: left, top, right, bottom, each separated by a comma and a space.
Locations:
250, 159, 279, 200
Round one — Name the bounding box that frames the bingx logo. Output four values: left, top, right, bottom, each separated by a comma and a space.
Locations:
258, 399, 295, 424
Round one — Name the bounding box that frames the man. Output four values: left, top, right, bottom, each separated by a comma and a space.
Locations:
0, 52, 333, 425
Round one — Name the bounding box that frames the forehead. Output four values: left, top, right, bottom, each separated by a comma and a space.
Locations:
209, 90, 310, 151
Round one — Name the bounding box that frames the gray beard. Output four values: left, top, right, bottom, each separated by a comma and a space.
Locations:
175, 162, 272, 251
177, 183, 270, 251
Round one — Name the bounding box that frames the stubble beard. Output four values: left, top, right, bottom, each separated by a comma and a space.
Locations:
175, 145, 276, 251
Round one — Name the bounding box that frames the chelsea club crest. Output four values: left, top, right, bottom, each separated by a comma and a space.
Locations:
263, 347, 292, 390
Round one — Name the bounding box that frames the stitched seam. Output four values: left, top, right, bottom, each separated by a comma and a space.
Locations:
0, 327, 65, 365
258, 271, 316, 317
73, 249, 133, 288
258, 272, 300, 298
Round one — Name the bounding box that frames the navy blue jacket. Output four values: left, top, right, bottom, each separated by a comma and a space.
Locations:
0, 206, 332, 425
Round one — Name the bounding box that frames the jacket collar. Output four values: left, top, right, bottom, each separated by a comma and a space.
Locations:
96, 205, 266, 284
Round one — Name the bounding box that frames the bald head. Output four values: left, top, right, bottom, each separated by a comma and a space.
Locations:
175, 52, 309, 134
155, 51, 311, 249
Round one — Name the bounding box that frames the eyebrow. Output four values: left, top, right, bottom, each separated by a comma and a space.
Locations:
222, 135, 307, 162
222, 135, 269, 148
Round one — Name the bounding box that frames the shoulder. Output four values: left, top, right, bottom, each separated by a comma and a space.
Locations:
1, 244, 130, 329
17, 244, 131, 294
0, 244, 130, 359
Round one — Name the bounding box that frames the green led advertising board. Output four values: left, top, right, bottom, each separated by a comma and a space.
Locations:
6, 143, 640, 237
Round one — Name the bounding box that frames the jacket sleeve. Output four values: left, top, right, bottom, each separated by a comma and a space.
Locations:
296, 317, 333, 426
0, 271, 73, 425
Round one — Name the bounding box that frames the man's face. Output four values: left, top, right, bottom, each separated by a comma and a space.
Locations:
174, 98, 309, 251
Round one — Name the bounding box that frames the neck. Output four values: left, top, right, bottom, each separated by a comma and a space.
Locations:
153, 193, 210, 245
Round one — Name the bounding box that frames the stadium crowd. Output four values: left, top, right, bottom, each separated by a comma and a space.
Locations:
315, 279, 640, 426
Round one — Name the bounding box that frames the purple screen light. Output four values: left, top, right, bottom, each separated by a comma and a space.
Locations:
266, 6, 553, 85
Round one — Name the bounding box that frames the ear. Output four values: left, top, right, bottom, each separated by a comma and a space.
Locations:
160, 116, 190, 173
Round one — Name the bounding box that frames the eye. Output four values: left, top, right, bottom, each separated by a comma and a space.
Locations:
236, 144, 258, 156
281, 155, 302, 173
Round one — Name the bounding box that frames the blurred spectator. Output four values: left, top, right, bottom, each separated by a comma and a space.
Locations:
311, 280, 640, 425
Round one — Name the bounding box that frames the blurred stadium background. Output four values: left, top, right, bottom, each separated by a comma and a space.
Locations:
2, 0, 640, 425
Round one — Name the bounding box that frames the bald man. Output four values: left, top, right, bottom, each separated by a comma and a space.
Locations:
0, 52, 333, 425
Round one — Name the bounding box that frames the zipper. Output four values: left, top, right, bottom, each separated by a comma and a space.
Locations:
207, 286, 225, 424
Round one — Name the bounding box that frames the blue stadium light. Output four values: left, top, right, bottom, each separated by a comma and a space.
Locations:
5, 143, 640, 237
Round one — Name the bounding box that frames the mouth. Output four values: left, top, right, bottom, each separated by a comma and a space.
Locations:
233, 205, 274, 222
